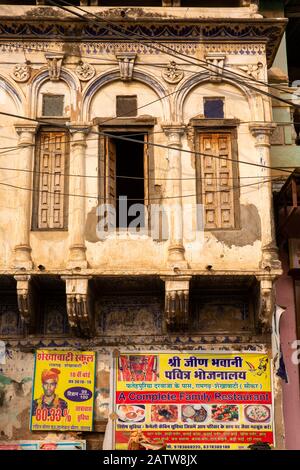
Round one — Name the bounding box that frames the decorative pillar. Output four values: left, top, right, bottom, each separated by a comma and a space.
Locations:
162, 124, 188, 269
249, 122, 281, 270
67, 124, 90, 269
13, 124, 38, 270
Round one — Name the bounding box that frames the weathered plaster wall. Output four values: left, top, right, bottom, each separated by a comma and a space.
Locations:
0, 43, 272, 272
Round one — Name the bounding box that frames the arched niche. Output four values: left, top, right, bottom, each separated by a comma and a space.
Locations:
29, 68, 80, 120
82, 69, 170, 122
175, 73, 263, 123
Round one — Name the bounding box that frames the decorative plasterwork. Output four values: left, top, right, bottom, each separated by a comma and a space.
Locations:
234, 62, 265, 80
11, 63, 31, 82
115, 53, 137, 81
161, 276, 191, 331
14, 275, 35, 329
205, 53, 226, 82
62, 276, 93, 337
162, 61, 184, 84
257, 278, 274, 334
75, 61, 95, 81
45, 52, 64, 81
0, 19, 286, 66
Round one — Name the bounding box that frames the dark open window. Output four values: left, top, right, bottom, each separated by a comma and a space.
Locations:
99, 131, 153, 229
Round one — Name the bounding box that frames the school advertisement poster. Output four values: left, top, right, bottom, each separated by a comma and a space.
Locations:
114, 352, 273, 450
30, 350, 96, 432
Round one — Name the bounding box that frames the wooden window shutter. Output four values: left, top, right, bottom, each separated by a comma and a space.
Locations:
199, 132, 235, 229
36, 131, 67, 229
104, 136, 117, 207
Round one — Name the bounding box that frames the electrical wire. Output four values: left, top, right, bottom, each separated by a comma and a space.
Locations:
0, 111, 294, 175
48, 0, 300, 109
0, 175, 280, 202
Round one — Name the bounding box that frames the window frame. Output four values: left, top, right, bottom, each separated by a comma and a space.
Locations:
32, 126, 70, 231
193, 119, 240, 231
97, 119, 156, 233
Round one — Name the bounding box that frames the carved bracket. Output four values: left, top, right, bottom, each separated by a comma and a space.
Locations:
161, 276, 191, 331
62, 276, 93, 337
257, 278, 275, 334
14, 275, 36, 330
116, 53, 137, 81
261, 243, 282, 271
45, 52, 64, 81
205, 53, 226, 82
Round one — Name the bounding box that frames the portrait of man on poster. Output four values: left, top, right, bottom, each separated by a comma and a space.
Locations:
32, 368, 68, 417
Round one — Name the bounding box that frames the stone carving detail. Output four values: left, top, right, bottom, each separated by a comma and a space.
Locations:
162, 277, 190, 330
162, 61, 184, 84
237, 62, 264, 80
12, 63, 31, 82
45, 52, 64, 81
116, 53, 137, 81
258, 282, 274, 334
205, 54, 226, 82
14, 275, 35, 328
75, 61, 95, 81
63, 277, 93, 337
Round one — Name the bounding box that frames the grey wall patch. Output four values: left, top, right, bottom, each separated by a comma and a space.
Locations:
85, 206, 99, 243
212, 204, 262, 248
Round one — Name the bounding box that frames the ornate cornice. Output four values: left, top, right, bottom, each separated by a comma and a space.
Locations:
0, 18, 286, 66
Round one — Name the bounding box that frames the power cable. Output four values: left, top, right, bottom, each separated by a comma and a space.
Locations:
48, 0, 300, 109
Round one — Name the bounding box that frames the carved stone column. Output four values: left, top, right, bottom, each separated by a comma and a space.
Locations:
249, 122, 281, 270
161, 276, 191, 330
67, 124, 90, 269
62, 276, 93, 337
162, 124, 188, 269
13, 124, 38, 269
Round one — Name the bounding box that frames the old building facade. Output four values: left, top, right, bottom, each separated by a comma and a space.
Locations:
0, 0, 291, 449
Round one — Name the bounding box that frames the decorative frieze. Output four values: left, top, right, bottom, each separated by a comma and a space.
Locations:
0, 19, 284, 65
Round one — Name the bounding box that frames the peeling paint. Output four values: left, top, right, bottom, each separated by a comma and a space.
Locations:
212, 204, 261, 248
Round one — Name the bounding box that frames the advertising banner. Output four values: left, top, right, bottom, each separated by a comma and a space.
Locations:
113, 352, 273, 450
0, 441, 86, 450
30, 350, 96, 432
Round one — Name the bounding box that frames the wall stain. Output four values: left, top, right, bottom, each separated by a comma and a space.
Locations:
85, 206, 99, 243
212, 204, 261, 248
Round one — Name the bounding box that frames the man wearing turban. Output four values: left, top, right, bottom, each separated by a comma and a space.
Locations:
32, 368, 68, 417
